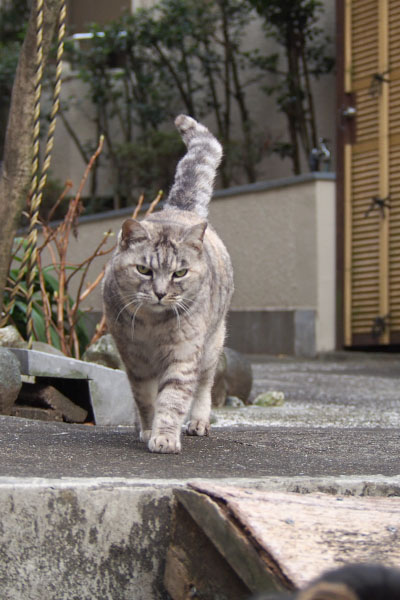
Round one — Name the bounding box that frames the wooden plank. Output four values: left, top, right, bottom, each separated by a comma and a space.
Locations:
187, 483, 400, 590
171, 488, 292, 596
164, 500, 252, 600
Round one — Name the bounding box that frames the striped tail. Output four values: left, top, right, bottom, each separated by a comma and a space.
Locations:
164, 115, 223, 219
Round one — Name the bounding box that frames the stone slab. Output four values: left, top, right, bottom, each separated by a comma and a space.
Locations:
187, 483, 400, 589
8, 348, 136, 426
0, 478, 174, 600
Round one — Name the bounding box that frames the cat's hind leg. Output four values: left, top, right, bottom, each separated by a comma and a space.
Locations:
186, 365, 215, 436
187, 324, 225, 436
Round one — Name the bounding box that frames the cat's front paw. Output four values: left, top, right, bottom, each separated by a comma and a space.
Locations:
139, 429, 152, 443
186, 420, 210, 437
148, 433, 181, 454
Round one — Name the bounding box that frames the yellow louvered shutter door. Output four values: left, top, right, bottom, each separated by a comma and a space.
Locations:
344, 0, 398, 346
389, 0, 400, 343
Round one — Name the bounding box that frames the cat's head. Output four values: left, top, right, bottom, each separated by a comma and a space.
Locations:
112, 217, 207, 314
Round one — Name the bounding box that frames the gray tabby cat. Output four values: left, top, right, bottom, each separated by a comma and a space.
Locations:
103, 115, 233, 453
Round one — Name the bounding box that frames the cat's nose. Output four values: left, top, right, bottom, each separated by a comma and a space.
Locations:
155, 291, 166, 300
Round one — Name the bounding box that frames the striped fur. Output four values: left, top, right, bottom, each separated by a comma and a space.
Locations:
165, 114, 223, 218
103, 115, 233, 453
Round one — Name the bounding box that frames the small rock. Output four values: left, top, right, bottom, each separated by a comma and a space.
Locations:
225, 396, 245, 408
211, 352, 227, 407
212, 348, 253, 407
0, 327, 66, 356
31, 342, 65, 356
254, 391, 285, 407
0, 348, 22, 413
224, 347, 253, 404
0, 325, 25, 348
83, 334, 125, 370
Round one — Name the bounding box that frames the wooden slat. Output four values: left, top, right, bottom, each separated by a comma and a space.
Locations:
351, 0, 378, 81
378, 0, 390, 343
344, 142, 352, 345
389, 7, 400, 334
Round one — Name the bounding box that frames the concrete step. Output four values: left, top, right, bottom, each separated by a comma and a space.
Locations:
0, 475, 399, 600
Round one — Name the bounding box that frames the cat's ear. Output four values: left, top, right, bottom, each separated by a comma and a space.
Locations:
181, 221, 207, 252
119, 218, 149, 250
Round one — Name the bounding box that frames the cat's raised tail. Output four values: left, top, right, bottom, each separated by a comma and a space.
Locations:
164, 115, 223, 219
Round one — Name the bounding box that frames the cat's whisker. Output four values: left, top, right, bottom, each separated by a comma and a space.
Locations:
176, 298, 192, 316
173, 305, 181, 330
115, 297, 141, 322
177, 304, 190, 318
131, 303, 142, 339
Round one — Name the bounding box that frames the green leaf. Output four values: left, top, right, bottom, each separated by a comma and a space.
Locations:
49, 325, 62, 350
31, 304, 47, 342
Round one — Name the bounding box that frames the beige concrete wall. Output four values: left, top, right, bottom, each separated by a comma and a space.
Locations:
210, 182, 317, 311
39, 175, 336, 351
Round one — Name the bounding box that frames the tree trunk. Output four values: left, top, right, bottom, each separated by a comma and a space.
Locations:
0, 0, 61, 317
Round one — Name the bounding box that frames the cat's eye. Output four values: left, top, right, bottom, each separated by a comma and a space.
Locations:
136, 265, 152, 276
173, 268, 188, 278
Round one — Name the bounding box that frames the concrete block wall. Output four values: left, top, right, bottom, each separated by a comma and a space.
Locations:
38, 173, 336, 356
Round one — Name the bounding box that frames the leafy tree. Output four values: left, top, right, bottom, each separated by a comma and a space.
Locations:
63, 16, 184, 210
62, 0, 265, 201
248, 0, 334, 174
142, 0, 263, 185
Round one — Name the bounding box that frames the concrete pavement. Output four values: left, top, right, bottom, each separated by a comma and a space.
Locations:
2, 351, 399, 479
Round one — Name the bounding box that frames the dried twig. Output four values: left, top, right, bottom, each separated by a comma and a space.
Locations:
46, 179, 73, 223
144, 189, 163, 216
16, 131, 161, 358
89, 313, 107, 347
77, 267, 106, 305
132, 193, 144, 219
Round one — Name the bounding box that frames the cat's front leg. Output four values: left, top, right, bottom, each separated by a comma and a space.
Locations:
148, 359, 198, 454
127, 373, 157, 443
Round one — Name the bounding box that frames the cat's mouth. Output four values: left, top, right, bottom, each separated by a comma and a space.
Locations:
149, 299, 169, 311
